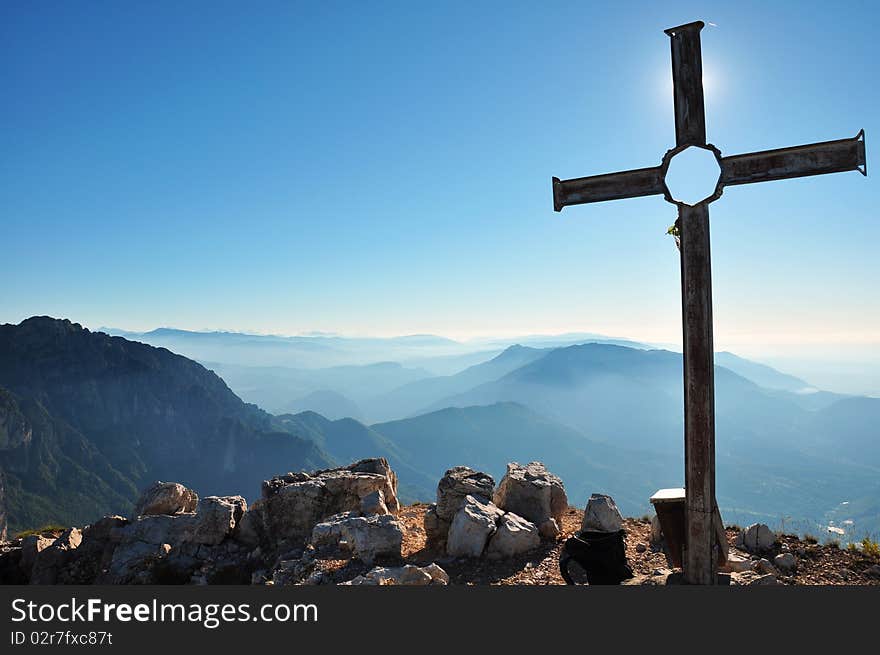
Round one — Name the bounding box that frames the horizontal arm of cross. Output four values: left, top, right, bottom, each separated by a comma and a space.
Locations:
552, 166, 664, 211
721, 130, 866, 187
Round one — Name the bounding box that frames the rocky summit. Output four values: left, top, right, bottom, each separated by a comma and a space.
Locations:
2, 457, 877, 586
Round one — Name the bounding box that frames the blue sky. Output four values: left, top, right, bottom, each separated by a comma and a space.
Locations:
2, 1, 878, 388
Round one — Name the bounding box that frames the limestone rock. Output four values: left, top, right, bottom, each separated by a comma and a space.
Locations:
493, 462, 567, 530
342, 563, 449, 586
311, 512, 403, 564
189, 496, 245, 546
134, 481, 198, 517
123, 514, 192, 546
318, 458, 400, 514
105, 540, 172, 584
424, 503, 450, 550
446, 495, 503, 558
259, 458, 400, 548
774, 552, 797, 572
103, 505, 240, 584
30, 528, 82, 584
359, 489, 388, 516
487, 512, 540, 559
423, 562, 450, 584
735, 523, 776, 553
582, 493, 623, 533
235, 499, 268, 548
436, 466, 495, 521
865, 564, 880, 579
720, 552, 752, 573
731, 571, 778, 586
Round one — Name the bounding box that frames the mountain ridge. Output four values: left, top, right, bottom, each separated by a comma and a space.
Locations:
0, 317, 333, 533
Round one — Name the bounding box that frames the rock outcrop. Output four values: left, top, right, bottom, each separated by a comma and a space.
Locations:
736, 523, 776, 553
487, 511, 541, 559
29, 528, 82, 585
311, 512, 403, 564
105, 493, 249, 584
582, 494, 624, 533
493, 462, 567, 539
447, 495, 504, 558
774, 552, 797, 572
436, 466, 495, 521
427, 462, 562, 560
134, 482, 199, 517
242, 458, 400, 551
0, 458, 409, 586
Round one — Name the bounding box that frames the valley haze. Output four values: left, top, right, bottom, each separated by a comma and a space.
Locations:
1, 316, 877, 547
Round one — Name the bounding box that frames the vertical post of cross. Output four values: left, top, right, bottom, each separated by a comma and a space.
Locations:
679, 202, 716, 585
664, 21, 717, 585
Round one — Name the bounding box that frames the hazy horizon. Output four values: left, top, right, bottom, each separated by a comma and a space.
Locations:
4, 313, 877, 397
3, 2, 877, 395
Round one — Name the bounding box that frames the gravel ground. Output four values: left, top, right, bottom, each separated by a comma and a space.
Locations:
384, 504, 880, 586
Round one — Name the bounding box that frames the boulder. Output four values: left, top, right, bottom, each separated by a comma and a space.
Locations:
102, 500, 242, 584
735, 523, 775, 553
29, 528, 82, 584
720, 552, 752, 573
134, 482, 198, 517
259, 458, 400, 548
105, 541, 172, 584
773, 552, 797, 572
582, 494, 623, 533
189, 496, 245, 546
122, 514, 192, 546
311, 512, 403, 564
486, 512, 540, 559
423, 503, 450, 550
493, 462, 567, 530
436, 466, 495, 522
342, 563, 449, 586
359, 490, 388, 516
731, 571, 778, 586
422, 562, 449, 584
865, 564, 880, 579
317, 459, 400, 514
446, 495, 504, 558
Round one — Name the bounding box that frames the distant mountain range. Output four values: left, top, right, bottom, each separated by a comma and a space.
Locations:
714, 351, 812, 392
202, 360, 430, 415
100, 326, 476, 370
2, 317, 878, 542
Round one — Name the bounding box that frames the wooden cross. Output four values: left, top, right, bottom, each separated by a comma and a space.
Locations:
551, 20, 866, 584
